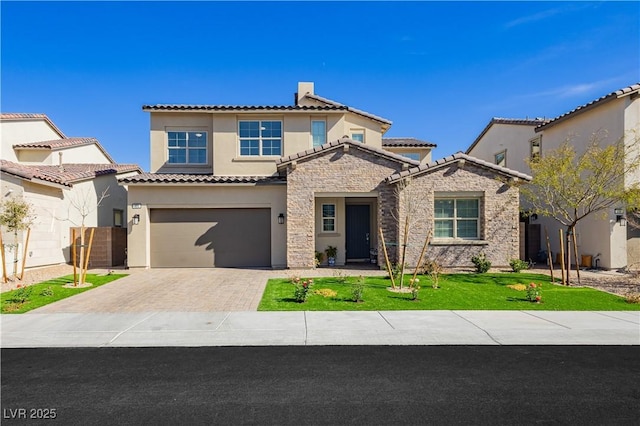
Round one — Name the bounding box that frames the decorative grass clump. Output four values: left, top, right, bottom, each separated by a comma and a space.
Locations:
258, 272, 640, 311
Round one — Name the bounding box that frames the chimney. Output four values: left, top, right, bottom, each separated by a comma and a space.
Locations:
295, 82, 314, 105
58, 152, 64, 172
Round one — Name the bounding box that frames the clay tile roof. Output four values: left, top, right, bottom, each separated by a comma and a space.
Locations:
141, 104, 346, 112
0, 160, 141, 187
119, 173, 286, 185
466, 117, 549, 154
0, 113, 66, 138
303, 93, 393, 126
535, 83, 640, 132
386, 152, 532, 183
276, 136, 420, 168
382, 137, 437, 148
13, 137, 117, 163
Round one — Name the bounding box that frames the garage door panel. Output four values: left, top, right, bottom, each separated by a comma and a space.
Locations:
150, 209, 271, 268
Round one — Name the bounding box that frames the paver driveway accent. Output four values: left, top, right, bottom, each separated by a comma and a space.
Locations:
28, 267, 387, 313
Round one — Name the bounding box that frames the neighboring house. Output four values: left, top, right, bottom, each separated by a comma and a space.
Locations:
122, 82, 528, 269
0, 113, 141, 271
466, 83, 640, 270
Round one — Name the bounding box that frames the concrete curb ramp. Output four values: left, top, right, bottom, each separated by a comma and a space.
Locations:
1, 310, 638, 347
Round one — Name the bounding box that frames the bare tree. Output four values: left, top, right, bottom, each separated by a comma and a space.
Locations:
59, 187, 110, 285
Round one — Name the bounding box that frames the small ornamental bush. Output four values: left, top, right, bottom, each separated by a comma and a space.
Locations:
40, 286, 54, 297
292, 277, 313, 303
526, 282, 542, 303
8, 284, 32, 304
351, 276, 365, 302
509, 258, 530, 273
314, 251, 324, 267
471, 252, 491, 273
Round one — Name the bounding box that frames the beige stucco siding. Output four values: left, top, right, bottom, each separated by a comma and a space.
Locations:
467, 124, 538, 172
125, 184, 287, 268
16, 144, 112, 165
1, 120, 63, 163
149, 111, 386, 175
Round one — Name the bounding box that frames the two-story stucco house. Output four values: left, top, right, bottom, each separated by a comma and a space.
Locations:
121, 82, 529, 269
466, 83, 640, 270
0, 113, 141, 272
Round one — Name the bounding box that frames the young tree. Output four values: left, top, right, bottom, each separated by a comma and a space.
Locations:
0, 196, 36, 280
520, 134, 640, 284
60, 186, 109, 286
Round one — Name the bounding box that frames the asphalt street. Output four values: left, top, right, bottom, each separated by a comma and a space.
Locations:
2, 346, 639, 425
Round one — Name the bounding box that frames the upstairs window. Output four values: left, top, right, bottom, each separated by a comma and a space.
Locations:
434, 198, 479, 239
239, 121, 282, 156
494, 150, 506, 167
312, 120, 326, 147
168, 131, 207, 164
351, 130, 364, 143
402, 152, 421, 161
530, 137, 541, 162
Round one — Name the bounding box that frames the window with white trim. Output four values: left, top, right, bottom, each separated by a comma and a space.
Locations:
530, 136, 541, 161
494, 150, 506, 167
311, 120, 326, 147
239, 120, 282, 156
322, 203, 336, 232
434, 198, 479, 239
351, 130, 364, 143
168, 131, 207, 164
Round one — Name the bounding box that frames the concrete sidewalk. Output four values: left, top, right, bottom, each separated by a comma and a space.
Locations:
2, 310, 638, 347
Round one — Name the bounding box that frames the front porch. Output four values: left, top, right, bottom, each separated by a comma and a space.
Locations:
314, 194, 379, 266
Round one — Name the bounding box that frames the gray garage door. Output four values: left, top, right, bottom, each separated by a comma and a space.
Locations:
150, 208, 271, 268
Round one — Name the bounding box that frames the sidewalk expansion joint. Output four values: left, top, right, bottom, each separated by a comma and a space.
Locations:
451, 311, 502, 345
377, 312, 395, 329
522, 311, 571, 329
595, 311, 640, 325
214, 312, 232, 331
303, 312, 308, 345
102, 312, 158, 347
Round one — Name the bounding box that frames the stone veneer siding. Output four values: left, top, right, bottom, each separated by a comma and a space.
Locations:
285, 147, 404, 268
397, 162, 520, 268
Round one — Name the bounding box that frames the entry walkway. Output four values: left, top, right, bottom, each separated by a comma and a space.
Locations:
2, 310, 638, 347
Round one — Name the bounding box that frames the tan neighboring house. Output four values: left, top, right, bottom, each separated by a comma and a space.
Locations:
121, 82, 528, 269
0, 113, 141, 272
466, 83, 640, 270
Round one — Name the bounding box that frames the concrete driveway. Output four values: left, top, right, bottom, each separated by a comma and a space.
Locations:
28, 267, 387, 313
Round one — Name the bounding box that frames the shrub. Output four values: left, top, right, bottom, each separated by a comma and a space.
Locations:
40, 286, 54, 297
509, 258, 530, 273
387, 262, 405, 282
351, 276, 365, 302
525, 282, 542, 303
314, 251, 324, 267
421, 259, 443, 288
624, 292, 640, 304
409, 284, 420, 301
471, 252, 491, 273
8, 284, 32, 304
292, 278, 313, 303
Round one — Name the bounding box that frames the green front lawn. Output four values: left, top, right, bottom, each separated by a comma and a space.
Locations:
1, 274, 127, 314
258, 272, 640, 311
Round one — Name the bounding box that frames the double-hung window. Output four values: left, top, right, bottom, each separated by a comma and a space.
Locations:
312, 120, 326, 147
239, 120, 282, 156
322, 204, 336, 232
434, 198, 479, 239
168, 131, 207, 164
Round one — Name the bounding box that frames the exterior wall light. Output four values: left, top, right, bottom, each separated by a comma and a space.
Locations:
614, 208, 626, 226
133, 214, 140, 225
278, 213, 285, 225
132, 203, 142, 209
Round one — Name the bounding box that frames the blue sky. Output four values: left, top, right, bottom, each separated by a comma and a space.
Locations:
2, 1, 638, 171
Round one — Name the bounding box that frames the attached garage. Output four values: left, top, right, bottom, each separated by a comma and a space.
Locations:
150, 208, 271, 268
